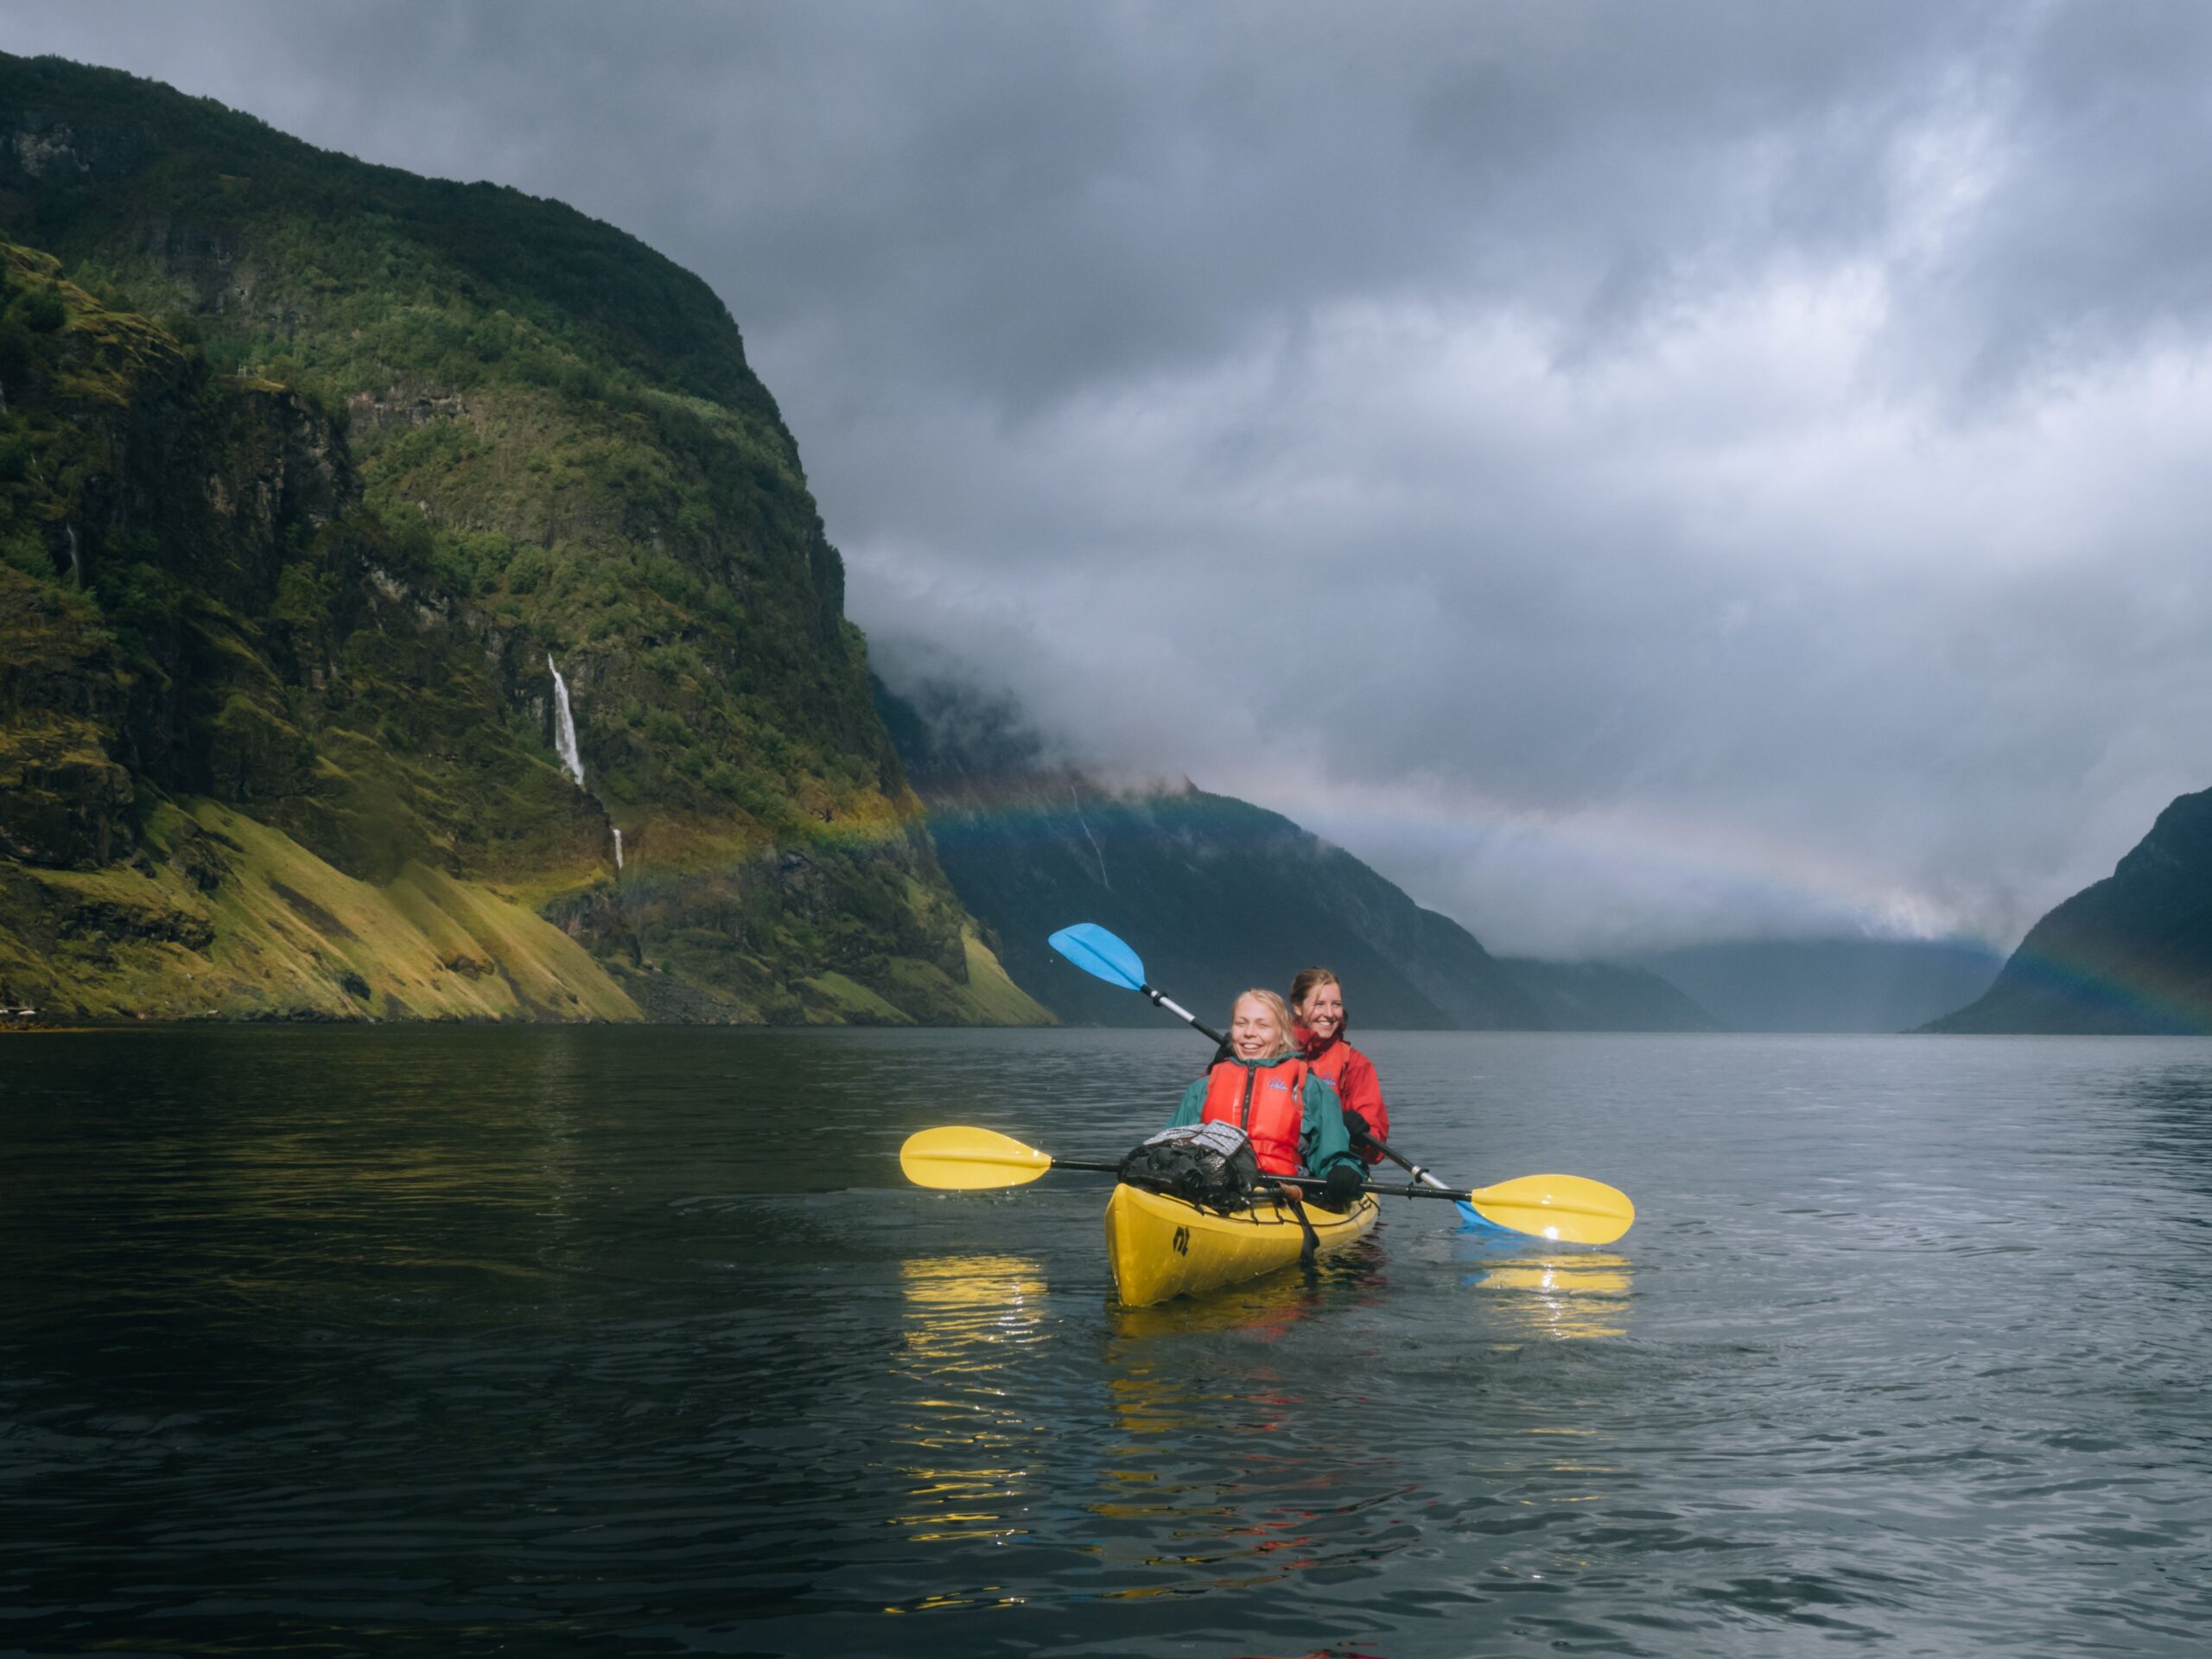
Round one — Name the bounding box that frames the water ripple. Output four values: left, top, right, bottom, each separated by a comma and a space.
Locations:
4, 1028, 2212, 1653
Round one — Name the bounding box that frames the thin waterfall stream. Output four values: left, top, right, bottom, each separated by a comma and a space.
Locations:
548, 654, 585, 788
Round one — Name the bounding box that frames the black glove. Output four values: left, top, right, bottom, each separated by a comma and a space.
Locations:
1342, 1108, 1372, 1144
1322, 1161, 1365, 1209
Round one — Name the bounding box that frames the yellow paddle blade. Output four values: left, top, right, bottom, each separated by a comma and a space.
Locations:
899, 1125, 1057, 1190
1464, 1173, 1635, 1246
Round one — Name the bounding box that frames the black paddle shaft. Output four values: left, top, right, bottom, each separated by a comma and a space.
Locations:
1349, 1126, 1449, 1186
1141, 982, 1227, 1046
1053, 1159, 1464, 1203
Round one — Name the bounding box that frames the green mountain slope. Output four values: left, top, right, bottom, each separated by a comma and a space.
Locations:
0, 54, 1045, 1026
874, 673, 1543, 1029
1925, 789, 2212, 1034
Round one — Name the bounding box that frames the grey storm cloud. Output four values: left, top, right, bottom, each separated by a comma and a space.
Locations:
11, 1, 2212, 954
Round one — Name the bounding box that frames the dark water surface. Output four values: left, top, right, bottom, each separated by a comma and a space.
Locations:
3, 1027, 2210, 1656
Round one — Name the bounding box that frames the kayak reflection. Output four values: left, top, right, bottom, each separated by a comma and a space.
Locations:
1077, 1262, 1413, 1602
1460, 1244, 1634, 1340
889, 1254, 1049, 1551
1106, 1240, 1386, 1342
1090, 1354, 1325, 1595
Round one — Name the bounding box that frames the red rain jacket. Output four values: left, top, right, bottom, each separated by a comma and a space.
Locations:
1297, 1026, 1390, 1165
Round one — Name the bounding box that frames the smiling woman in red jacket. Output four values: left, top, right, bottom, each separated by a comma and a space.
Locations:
1289, 967, 1391, 1165
1164, 988, 1363, 1207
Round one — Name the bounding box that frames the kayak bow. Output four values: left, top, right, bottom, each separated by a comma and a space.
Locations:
1105, 1183, 1380, 1306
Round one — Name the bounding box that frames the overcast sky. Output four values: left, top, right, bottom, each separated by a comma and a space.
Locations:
11, 1, 2212, 956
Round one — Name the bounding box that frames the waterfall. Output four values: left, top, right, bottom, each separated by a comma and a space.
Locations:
548, 654, 585, 788
1070, 781, 1109, 889
613, 828, 623, 869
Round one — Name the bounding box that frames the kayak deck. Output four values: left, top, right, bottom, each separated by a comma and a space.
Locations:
1104, 1182, 1380, 1306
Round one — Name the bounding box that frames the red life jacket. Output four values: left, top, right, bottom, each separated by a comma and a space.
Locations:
1198, 1056, 1310, 1176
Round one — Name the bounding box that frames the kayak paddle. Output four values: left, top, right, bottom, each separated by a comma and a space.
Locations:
1047, 923, 1229, 1043
1046, 921, 1624, 1235
899, 1126, 1636, 1245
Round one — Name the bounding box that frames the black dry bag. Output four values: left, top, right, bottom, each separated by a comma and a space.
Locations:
1116, 1121, 1260, 1212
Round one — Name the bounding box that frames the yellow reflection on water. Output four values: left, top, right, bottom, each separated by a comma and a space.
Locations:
1078, 1268, 1406, 1600
1469, 1251, 1633, 1339
889, 1255, 1049, 1554
1096, 1360, 1233, 1530
1105, 1264, 1332, 1344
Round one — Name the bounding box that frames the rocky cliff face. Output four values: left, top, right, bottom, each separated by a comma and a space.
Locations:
0, 54, 1045, 1027
0, 242, 628, 1019
1926, 789, 2212, 1035
0, 242, 344, 854
874, 672, 1543, 1029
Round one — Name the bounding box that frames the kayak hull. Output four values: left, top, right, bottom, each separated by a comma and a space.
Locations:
1104, 1182, 1380, 1306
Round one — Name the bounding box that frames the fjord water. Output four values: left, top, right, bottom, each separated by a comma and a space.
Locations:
3, 1030, 2208, 1656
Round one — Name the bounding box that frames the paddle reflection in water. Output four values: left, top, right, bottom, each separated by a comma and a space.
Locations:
890, 1255, 1051, 1569
1458, 1230, 1635, 1341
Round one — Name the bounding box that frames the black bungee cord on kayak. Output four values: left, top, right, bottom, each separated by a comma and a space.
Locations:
1264, 1179, 1323, 1264
1117, 1123, 1325, 1261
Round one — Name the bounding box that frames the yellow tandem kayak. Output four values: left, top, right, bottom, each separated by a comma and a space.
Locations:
1104, 1182, 1381, 1306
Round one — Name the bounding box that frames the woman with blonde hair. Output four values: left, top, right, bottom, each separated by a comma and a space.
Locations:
1289, 967, 1391, 1167
1163, 988, 1364, 1207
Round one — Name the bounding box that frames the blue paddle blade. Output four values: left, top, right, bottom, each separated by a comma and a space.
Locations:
1048, 923, 1147, 990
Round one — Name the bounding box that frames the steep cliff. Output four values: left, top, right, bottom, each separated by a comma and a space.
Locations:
874, 672, 1543, 1029
0, 243, 634, 1019
0, 55, 1045, 1026
1925, 789, 2212, 1035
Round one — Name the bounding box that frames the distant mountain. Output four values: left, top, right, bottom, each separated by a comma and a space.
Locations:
1499, 958, 1720, 1032
874, 674, 1544, 1030
1637, 938, 2006, 1033
1927, 787, 2212, 1034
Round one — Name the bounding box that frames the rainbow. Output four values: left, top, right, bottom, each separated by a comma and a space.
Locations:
901, 767, 2212, 1033
924, 766, 1978, 944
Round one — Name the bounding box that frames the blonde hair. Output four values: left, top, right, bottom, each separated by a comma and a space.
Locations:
1230, 988, 1300, 1059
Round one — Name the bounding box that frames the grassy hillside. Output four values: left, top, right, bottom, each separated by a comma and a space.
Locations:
0, 798, 642, 1022
0, 54, 1046, 1026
